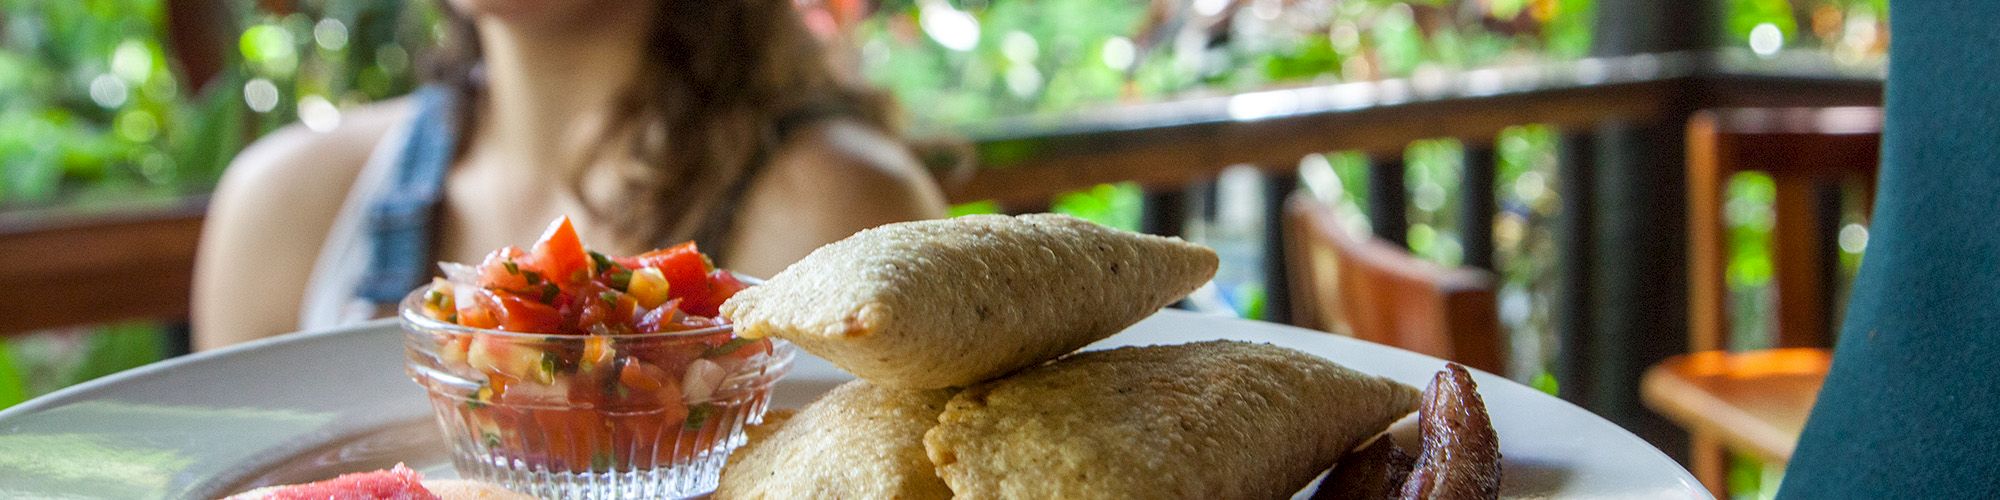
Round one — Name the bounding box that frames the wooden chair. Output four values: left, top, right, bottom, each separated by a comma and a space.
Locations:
1282, 192, 1505, 374
1644, 107, 1881, 497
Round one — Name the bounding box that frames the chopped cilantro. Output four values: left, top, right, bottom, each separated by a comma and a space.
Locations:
704, 337, 755, 358
502, 261, 520, 275
467, 383, 492, 409
588, 251, 613, 274
602, 356, 628, 395
537, 353, 558, 383
684, 404, 714, 430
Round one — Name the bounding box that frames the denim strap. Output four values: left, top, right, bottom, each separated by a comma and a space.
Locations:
355, 86, 457, 304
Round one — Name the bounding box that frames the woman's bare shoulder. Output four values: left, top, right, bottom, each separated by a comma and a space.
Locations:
195, 97, 417, 348
767, 119, 937, 190
729, 119, 948, 276
220, 98, 414, 198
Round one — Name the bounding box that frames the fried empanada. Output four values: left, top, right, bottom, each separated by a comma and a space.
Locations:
924, 341, 1420, 499
714, 381, 955, 500
721, 214, 1217, 389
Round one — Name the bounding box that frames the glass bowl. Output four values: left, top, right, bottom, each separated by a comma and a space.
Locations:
400, 285, 793, 499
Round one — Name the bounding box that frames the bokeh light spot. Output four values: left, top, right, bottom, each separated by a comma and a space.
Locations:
244, 78, 280, 113
1749, 23, 1783, 57
314, 19, 349, 51
1839, 223, 1869, 254
298, 95, 341, 132
89, 74, 129, 108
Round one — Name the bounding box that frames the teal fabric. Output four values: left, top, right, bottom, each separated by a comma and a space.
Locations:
1778, 2, 2000, 497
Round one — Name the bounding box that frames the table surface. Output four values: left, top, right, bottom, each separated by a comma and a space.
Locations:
1642, 348, 1832, 463
0, 309, 1707, 499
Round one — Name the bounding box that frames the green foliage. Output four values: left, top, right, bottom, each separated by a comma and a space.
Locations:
71, 322, 167, 384
1239, 283, 1268, 321
1724, 0, 1890, 51
1726, 0, 1798, 42
0, 322, 169, 410
0, 0, 183, 205
1530, 370, 1560, 397
858, 0, 1598, 129
947, 199, 1003, 217
1050, 182, 1141, 232
1404, 139, 1466, 266
1725, 172, 1776, 350
1492, 125, 1563, 375
0, 348, 27, 408
0, 0, 437, 208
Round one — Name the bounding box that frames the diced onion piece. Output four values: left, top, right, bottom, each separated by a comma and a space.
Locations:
439, 261, 481, 286
468, 335, 541, 382
682, 359, 726, 404
439, 335, 471, 372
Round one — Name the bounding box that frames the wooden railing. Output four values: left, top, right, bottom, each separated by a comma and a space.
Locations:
0, 197, 206, 334
0, 49, 1881, 443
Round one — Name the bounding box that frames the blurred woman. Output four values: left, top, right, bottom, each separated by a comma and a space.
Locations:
193, 0, 946, 349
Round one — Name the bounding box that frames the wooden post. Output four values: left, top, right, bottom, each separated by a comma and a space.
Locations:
1769, 178, 1843, 347
1555, 132, 1596, 406
1141, 188, 1188, 238
164, 0, 233, 94
1584, 0, 1715, 469
1686, 112, 1730, 354
1460, 145, 1497, 271
1263, 171, 1299, 325
1368, 156, 1409, 248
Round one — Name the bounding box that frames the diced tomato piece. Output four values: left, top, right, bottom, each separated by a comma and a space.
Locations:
456, 288, 503, 329
618, 358, 665, 394
476, 246, 533, 292
529, 216, 592, 285
626, 242, 704, 269
555, 282, 605, 333
629, 243, 716, 316
618, 358, 690, 412
705, 270, 748, 309
494, 291, 563, 333
633, 300, 683, 333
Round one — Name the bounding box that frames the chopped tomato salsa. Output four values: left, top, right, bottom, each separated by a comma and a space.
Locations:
426, 217, 750, 336
414, 216, 773, 472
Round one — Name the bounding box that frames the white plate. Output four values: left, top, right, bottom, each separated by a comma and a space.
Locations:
0, 310, 1706, 499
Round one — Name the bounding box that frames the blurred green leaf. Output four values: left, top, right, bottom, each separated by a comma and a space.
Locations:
1051, 182, 1141, 232
0, 345, 30, 409
948, 200, 1002, 217
70, 322, 166, 385
1241, 284, 1268, 321
1530, 370, 1560, 396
